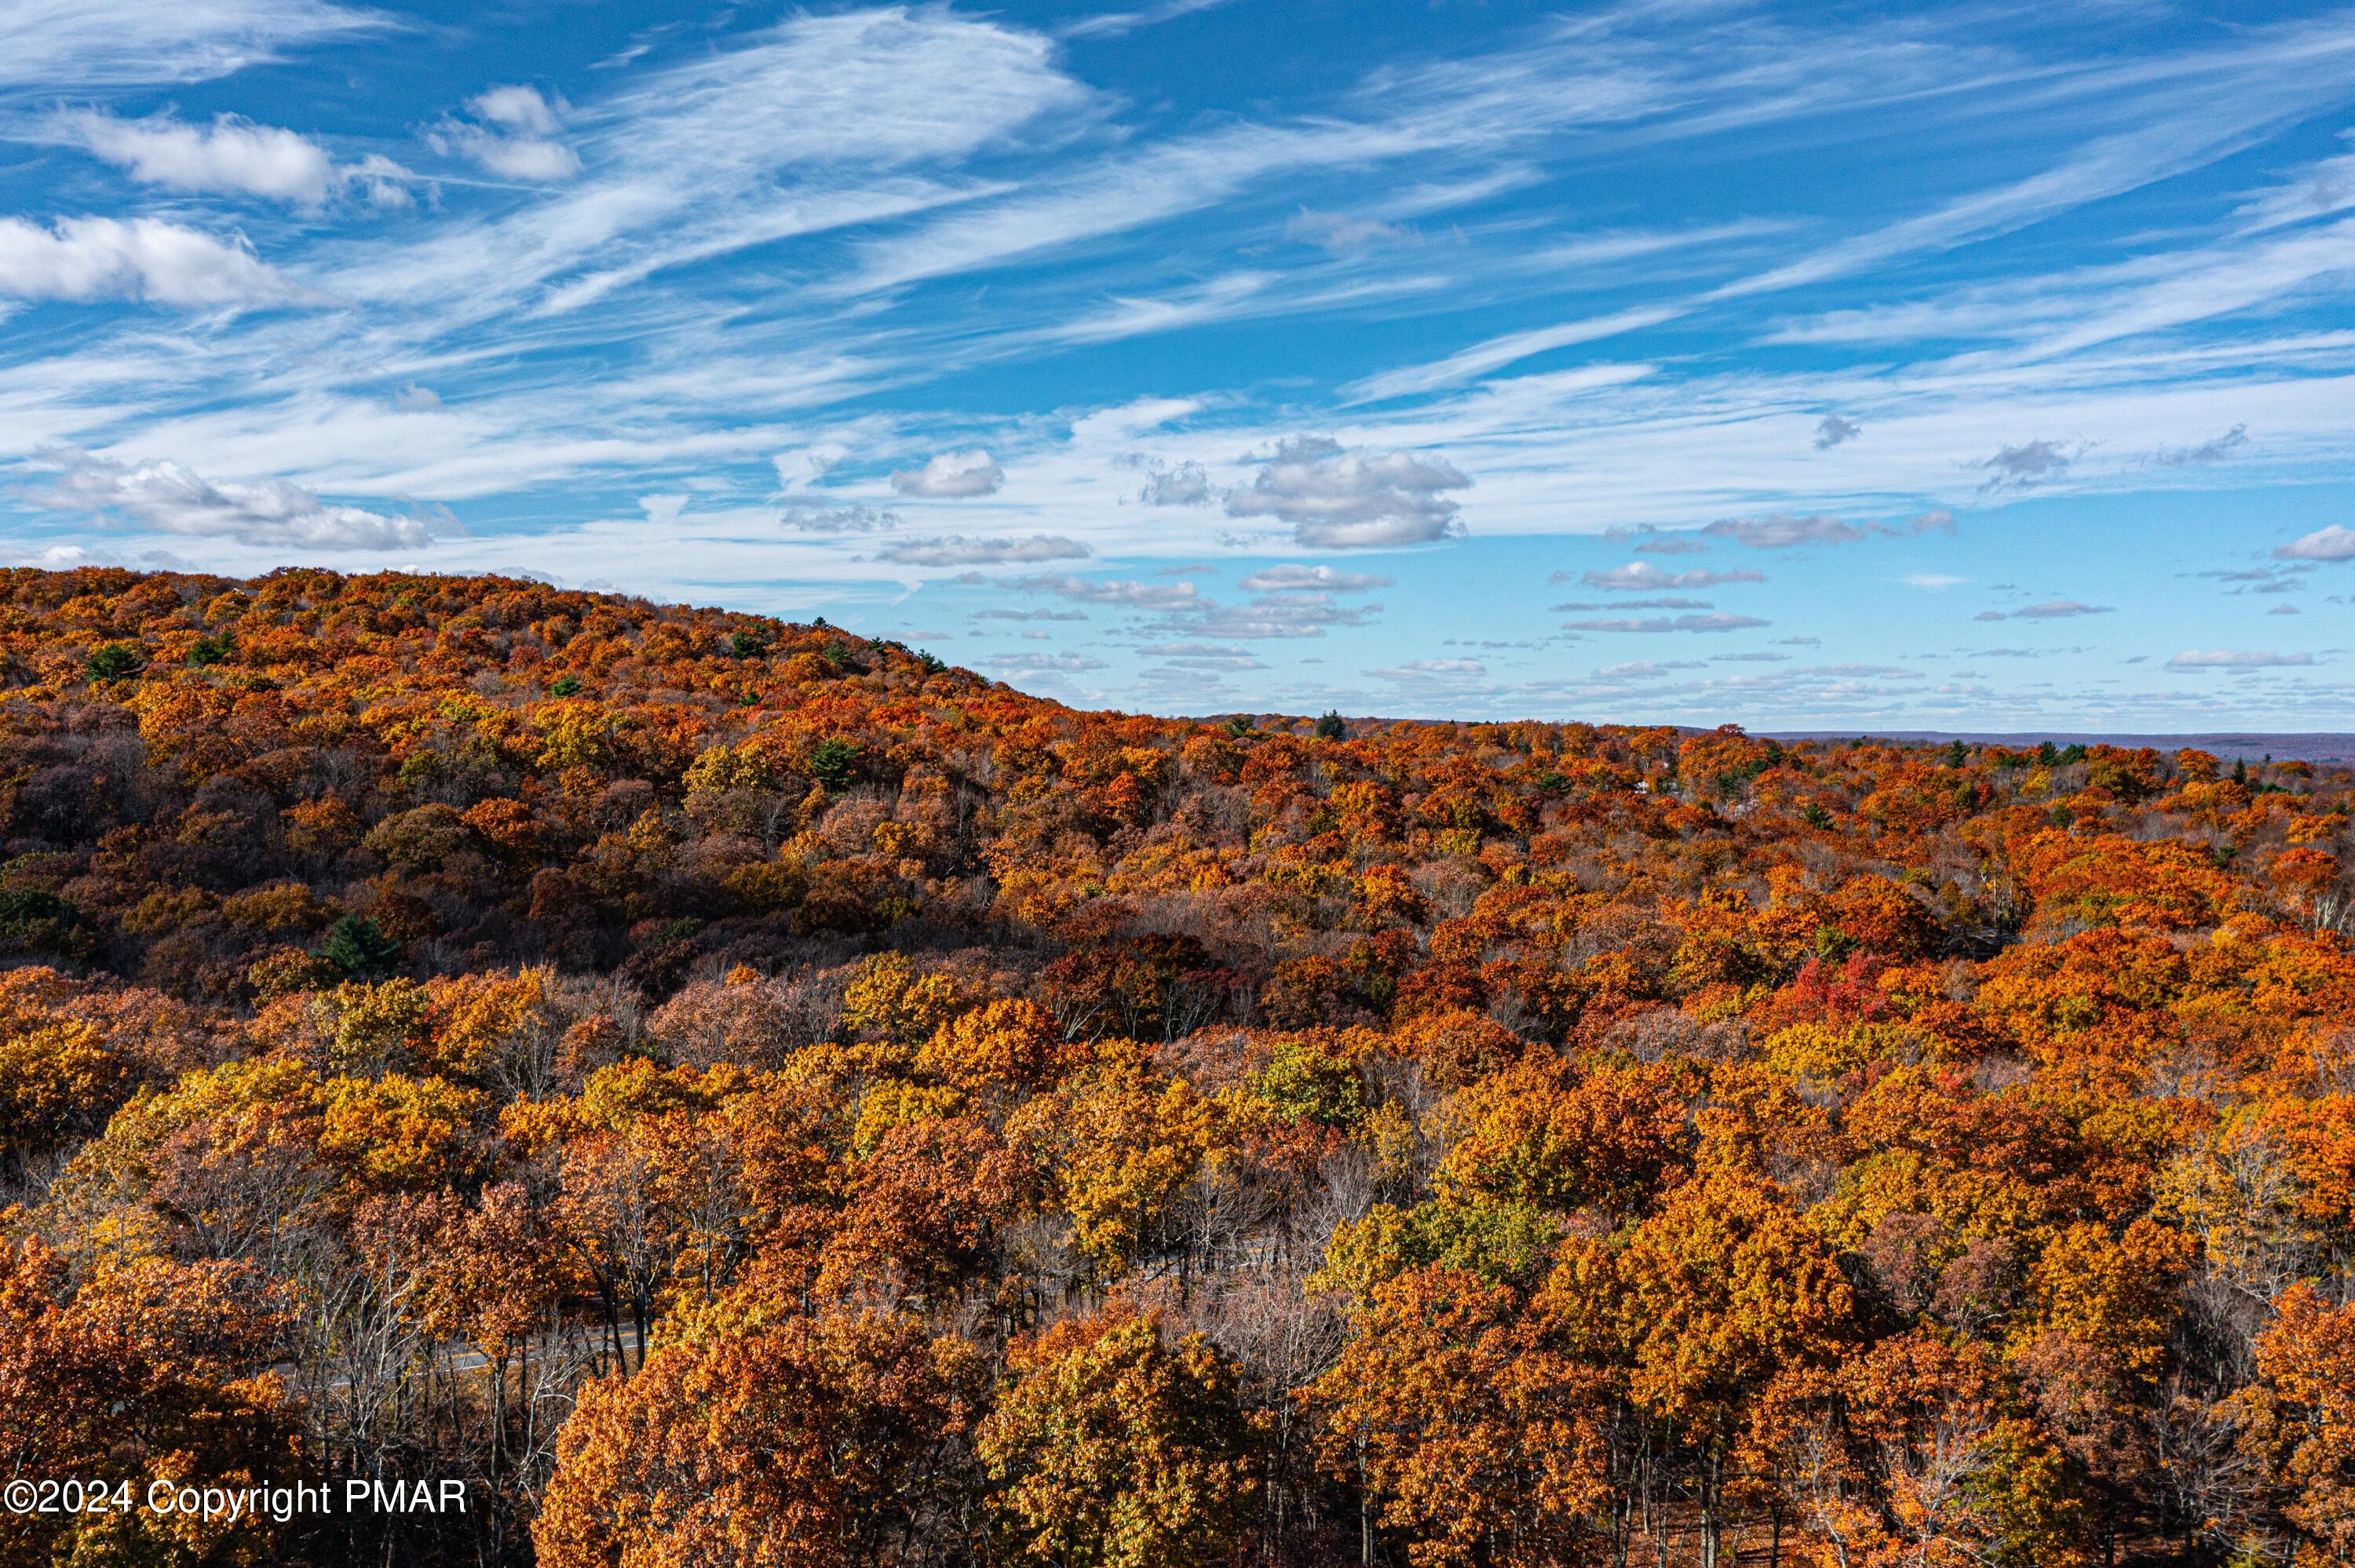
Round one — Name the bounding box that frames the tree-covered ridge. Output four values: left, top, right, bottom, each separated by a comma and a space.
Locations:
1, 566, 2350, 1568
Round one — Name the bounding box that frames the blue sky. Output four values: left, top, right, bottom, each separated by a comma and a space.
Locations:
5, 0, 2355, 727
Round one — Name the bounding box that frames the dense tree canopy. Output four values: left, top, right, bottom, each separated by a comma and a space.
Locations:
2, 566, 2351, 1566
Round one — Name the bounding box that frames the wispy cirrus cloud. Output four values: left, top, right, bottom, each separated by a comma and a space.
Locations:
1699, 509, 1953, 548
1368, 657, 1489, 689
1594, 659, 1703, 680
1284, 207, 1411, 253
2152, 425, 2249, 465
973, 606, 1087, 622
1059, 0, 1236, 42
1563, 612, 1770, 633
2167, 648, 2316, 670
331, 8, 1090, 323
1344, 307, 1678, 402
882, 534, 1087, 566
1141, 639, 1261, 664
2, 0, 385, 95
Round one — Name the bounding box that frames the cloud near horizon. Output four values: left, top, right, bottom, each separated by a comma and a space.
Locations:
34, 449, 433, 549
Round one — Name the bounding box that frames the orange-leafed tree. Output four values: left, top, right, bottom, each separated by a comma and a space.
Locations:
2235, 1282, 2355, 1562
535, 1304, 983, 1568
1305, 1266, 1608, 1568
0, 1236, 296, 1566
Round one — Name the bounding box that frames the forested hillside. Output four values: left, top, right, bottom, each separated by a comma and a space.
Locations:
2, 567, 2351, 1568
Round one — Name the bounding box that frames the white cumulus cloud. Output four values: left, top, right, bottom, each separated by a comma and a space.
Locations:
1977, 438, 2082, 491
1236, 565, 1392, 593
984, 651, 1108, 675
0, 216, 294, 307
1013, 572, 1199, 608
1134, 458, 1213, 507
430, 86, 580, 181
35, 448, 433, 549
1975, 600, 2112, 622
781, 501, 900, 534
890, 449, 1005, 498
54, 111, 338, 205
1182, 592, 1382, 639
1703, 512, 1867, 548
473, 84, 562, 137
1224, 436, 1468, 548
2275, 523, 2355, 562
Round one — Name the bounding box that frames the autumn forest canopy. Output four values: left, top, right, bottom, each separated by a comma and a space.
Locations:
3, 565, 2354, 1568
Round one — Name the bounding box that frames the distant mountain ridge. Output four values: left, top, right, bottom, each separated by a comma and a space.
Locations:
1766, 731, 2355, 765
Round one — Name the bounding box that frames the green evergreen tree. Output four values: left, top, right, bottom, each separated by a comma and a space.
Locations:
83, 643, 145, 680
807, 737, 861, 789
318, 914, 402, 979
